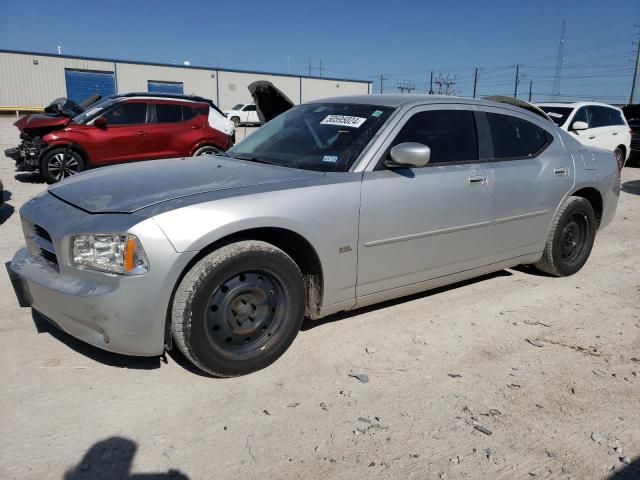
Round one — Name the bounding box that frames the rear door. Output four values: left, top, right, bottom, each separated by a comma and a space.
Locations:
480, 107, 573, 261
357, 105, 493, 297
87, 101, 150, 165
145, 102, 195, 158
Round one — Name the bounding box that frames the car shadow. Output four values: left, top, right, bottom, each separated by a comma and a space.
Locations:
608, 455, 640, 480
14, 171, 44, 183
64, 436, 190, 479
0, 189, 15, 225
31, 310, 216, 377
621, 180, 640, 196
301, 269, 513, 331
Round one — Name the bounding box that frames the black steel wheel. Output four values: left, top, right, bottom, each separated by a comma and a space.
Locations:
534, 196, 597, 276
171, 240, 306, 377
40, 148, 85, 183
230, 116, 241, 127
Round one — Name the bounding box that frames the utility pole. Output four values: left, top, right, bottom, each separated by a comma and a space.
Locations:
428, 71, 434, 94
528, 80, 533, 102
552, 20, 567, 100
472, 67, 479, 98
379, 73, 387, 94
630, 35, 640, 104
308, 57, 311, 77
514, 64, 520, 98
319, 59, 323, 78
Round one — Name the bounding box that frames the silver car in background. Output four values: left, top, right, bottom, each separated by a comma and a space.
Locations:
7, 95, 620, 377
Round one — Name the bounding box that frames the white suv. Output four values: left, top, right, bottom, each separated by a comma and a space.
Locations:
537, 102, 631, 169
224, 103, 260, 127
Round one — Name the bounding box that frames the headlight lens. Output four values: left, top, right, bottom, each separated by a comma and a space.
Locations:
71, 233, 149, 275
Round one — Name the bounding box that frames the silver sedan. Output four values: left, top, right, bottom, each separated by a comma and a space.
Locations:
7, 95, 620, 376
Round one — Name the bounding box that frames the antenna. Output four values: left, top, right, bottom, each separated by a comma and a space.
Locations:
552, 20, 566, 100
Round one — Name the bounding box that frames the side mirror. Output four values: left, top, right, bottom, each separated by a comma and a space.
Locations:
385, 142, 431, 168
571, 121, 588, 131
94, 117, 108, 128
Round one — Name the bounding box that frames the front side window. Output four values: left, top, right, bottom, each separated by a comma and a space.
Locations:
102, 102, 147, 125
571, 107, 589, 126
487, 113, 550, 159
231, 104, 245, 110
156, 104, 182, 123
388, 110, 478, 164
243, 105, 257, 111
227, 103, 394, 172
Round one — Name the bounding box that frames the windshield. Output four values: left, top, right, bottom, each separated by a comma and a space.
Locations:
539, 106, 573, 126
227, 103, 394, 172
72, 98, 119, 124
231, 104, 245, 110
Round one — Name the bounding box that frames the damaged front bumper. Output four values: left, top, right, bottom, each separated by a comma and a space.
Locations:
4, 138, 47, 171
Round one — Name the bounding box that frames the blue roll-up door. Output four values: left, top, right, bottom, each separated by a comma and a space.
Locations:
148, 81, 184, 94
64, 69, 116, 103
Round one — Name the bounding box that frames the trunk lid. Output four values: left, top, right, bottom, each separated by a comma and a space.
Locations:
48, 156, 315, 214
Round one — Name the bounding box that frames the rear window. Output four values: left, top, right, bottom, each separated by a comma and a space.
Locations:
156, 104, 182, 123
487, 113, 550, 159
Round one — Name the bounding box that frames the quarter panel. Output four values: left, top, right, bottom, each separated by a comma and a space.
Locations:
152, 175, 363, 308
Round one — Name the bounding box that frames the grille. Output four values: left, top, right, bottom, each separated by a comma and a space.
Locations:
33, 224, 52, 242
40, 248, 58, 265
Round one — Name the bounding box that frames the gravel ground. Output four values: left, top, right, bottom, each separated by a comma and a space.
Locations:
0, 115, 639, 480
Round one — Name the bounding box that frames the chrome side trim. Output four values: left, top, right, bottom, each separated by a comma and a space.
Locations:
494, 210, 549, 224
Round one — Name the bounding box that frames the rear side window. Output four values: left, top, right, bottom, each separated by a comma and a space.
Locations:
244, 105, 257, 111
487, 113, 550, 159
182, 106, 199, 121
156, 104, 183, 123
102, 102, 147, 125
390, 110, 478, 164
588, 106, 625, 127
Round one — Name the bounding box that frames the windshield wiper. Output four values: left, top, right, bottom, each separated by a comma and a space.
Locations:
229, 154, 279, 166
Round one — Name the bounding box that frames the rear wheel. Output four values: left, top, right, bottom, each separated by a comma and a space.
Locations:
171, 240, 306, 377
534, 196, 597, 276
193, 145, 221, 156
40, 148, 85, 183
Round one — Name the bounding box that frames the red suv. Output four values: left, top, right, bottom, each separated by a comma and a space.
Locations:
5, 93, 235, 183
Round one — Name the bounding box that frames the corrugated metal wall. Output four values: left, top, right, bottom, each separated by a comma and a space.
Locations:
0, 51, 370, 110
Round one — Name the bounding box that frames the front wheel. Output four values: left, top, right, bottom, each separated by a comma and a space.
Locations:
534, 196, 597, 276
40, 148, 85, 183
171, 240, 306, 377
230, 116, 241, 127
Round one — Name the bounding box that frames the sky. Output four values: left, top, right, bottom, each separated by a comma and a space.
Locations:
1, 0, 639, 103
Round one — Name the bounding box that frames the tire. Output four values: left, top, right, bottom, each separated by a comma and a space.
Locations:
193, 145, 221, 156
171, 240, 306, 377
230, 116, 241, 127
40, 147, 85, 184
614, 147, 625, 171
534, 196, 597, 277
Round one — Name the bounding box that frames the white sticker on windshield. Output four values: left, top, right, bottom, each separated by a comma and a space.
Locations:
546, 112, 563, 118
322, 155, 338, 163
320, 115, 366, 128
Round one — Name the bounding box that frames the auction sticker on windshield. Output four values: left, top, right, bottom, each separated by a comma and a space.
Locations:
320, 115, 367, 128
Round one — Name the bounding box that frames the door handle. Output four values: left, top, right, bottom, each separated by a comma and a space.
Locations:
468, 174, 487, 186
612, 132, 618, 136
136, 131, 147, 136
191, 125, 204, 129
554, 167, 568, 176
588, 135, 596, 139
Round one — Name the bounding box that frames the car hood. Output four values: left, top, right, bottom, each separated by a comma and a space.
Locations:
48, 156, 317, 214
14, 114, 71, 135
248, 80, 295, 123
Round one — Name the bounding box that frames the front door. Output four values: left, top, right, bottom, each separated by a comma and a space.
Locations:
357, 106, 493, 298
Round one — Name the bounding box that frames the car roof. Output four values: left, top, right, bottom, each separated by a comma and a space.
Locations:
537, 101, 621, 110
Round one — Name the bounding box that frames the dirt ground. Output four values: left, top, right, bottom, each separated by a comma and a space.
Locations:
0, 115, 639, 480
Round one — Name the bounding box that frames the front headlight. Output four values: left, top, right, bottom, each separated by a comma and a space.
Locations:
71, 233, 149, 275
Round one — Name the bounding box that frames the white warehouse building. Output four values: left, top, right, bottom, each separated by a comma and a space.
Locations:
0, 50, 372, 112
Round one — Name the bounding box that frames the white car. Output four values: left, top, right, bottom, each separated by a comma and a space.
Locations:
224, 103, 260, 127
537, 102, 631, 170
